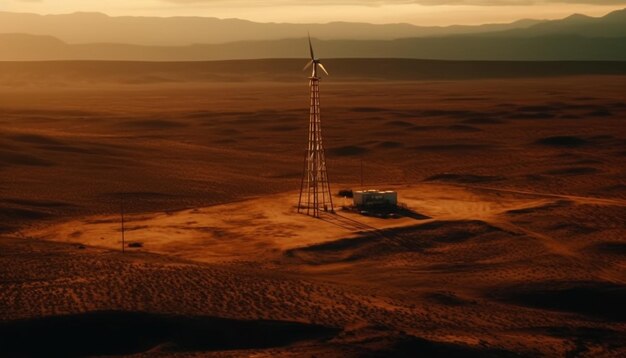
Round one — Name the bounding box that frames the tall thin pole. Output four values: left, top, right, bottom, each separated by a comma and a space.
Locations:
120, 197, 125, 253
360, 158, 364, 188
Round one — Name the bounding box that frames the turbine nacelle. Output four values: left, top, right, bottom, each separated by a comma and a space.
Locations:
303, 34, 329, 78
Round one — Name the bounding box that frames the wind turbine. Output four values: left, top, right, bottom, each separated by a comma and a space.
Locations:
298, 34, 334, 217
303, 34, 329, 78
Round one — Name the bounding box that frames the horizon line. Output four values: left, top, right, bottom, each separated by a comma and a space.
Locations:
0, 7, 623, 28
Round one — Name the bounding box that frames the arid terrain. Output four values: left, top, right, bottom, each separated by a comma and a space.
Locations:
1, 60, 625, 356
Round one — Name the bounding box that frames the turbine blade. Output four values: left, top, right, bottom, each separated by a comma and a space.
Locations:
303, 60, 314, 71
318, 63, 329, 76
308, 33, 315, 60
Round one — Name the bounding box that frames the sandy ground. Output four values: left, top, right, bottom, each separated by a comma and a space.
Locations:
26, 183, 624, 264
1, 66, 625, 356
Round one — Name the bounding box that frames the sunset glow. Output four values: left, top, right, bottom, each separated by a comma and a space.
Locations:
1, 0, 625, 357
3, 0, 625, 25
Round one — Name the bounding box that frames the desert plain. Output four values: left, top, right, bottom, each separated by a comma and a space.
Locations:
0, 60, 625, 357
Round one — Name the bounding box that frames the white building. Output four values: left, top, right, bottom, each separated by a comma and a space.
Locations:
353, 190, 398, 207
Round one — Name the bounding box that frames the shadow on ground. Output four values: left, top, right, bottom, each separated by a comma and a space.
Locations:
492, 281, 626, 322
0, 311, 339, 357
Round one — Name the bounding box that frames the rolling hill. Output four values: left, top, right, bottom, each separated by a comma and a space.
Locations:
1, 33, 625, 61
0, 11, 544, 46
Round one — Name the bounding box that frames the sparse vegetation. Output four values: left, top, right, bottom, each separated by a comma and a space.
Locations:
0, 67, 624, 357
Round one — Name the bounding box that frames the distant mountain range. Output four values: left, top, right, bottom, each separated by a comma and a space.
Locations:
0, 9, 625, 61
478, 10, 626, 38
0, 11, 547, 46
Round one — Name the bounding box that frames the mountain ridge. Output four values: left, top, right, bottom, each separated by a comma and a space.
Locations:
1, 8, 625, 61
0, 10, 551, 46
476, 8, 626, 38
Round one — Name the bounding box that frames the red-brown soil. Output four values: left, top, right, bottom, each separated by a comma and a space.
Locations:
1, 62, 625, 356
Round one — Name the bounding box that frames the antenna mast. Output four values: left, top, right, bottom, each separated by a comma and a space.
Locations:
120, 196, 125, 253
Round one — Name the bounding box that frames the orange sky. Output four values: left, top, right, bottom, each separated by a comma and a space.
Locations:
2, 1, 625, 25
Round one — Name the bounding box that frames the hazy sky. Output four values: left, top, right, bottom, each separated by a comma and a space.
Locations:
3, 1, 626, 25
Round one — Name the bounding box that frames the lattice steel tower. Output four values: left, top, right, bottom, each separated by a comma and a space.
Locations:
298, 35, 334, 217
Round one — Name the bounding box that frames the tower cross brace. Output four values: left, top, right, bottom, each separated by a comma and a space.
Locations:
298, 75, 334, 217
